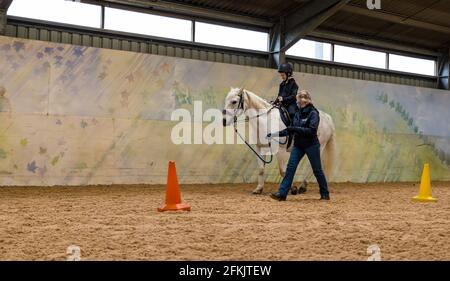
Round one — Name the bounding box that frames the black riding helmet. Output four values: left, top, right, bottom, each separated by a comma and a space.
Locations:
278, 62, 293, 76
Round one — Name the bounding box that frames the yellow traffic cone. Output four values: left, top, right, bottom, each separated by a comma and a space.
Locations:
412, 164, 437, 203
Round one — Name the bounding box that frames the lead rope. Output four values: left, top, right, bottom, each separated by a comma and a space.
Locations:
234, 120, 273, 165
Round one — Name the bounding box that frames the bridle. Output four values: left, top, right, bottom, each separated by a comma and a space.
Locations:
231, 88, 245, 124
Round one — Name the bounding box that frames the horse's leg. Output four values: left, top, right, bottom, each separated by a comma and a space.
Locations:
299, 144, 327, 193
277, 148, 296, 194
298, 154, 317, 194
252, 145, 265, 195
299, 176, 308, 193
276, 148, 288, 178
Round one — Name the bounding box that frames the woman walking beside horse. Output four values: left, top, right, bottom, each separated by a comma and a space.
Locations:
268, 90, 331, 201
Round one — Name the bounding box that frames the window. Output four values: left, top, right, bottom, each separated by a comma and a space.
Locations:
286, 39, 331, 61
334, 45, 386, 69
104, 8, 192, 41
7, 0, 101, 28
195, 22, 268, 52
389, 54, 435, 76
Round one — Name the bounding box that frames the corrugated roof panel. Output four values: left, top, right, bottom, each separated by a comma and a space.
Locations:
322, 11, 391, 33
378, 25, 449, 48
413, 2, 450, 28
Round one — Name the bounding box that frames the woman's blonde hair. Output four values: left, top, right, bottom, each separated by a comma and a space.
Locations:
297, 90, 312, 102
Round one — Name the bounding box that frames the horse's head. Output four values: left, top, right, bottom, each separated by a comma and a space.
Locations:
222, 87, 246, 127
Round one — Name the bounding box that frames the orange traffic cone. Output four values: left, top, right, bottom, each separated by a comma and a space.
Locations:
412, 163, 437, 203
157, 161, 191, 212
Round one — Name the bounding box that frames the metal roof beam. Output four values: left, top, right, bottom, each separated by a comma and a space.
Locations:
282, 0, 350, 52
269, 0, 349, 69
0, 0, 12, 10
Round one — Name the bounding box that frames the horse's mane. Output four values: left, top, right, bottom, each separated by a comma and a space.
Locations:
243, 89, 272, 110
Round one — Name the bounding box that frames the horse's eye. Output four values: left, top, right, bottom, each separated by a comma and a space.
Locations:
232, 101, 237, 105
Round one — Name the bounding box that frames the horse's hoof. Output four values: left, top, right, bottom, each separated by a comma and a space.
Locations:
298, 186, 307, 194
301, 181, 308, 189
252, 190, 263, 195
290, 186, 298, 195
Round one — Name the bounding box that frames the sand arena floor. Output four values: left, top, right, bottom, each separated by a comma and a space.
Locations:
0, 182, 449, 261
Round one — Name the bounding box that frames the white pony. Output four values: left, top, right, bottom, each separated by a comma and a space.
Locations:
222, 88, 337, 194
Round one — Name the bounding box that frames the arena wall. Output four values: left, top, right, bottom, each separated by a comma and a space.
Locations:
0, 36, 449, 185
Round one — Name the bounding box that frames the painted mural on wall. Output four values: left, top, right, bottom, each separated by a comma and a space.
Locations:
0, 35, 449, 186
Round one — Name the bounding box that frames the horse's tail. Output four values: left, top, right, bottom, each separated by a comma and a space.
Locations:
322, 123, 337, 182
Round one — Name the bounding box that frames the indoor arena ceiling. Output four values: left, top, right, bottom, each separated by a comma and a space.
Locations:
3, 0, 450, 56
78, 0, 450, 55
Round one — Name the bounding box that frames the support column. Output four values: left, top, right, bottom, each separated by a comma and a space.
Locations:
0, 8, 6, 35
269, 17, 286, 69
438, 49, 449, 90
0, 0, 13, 35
